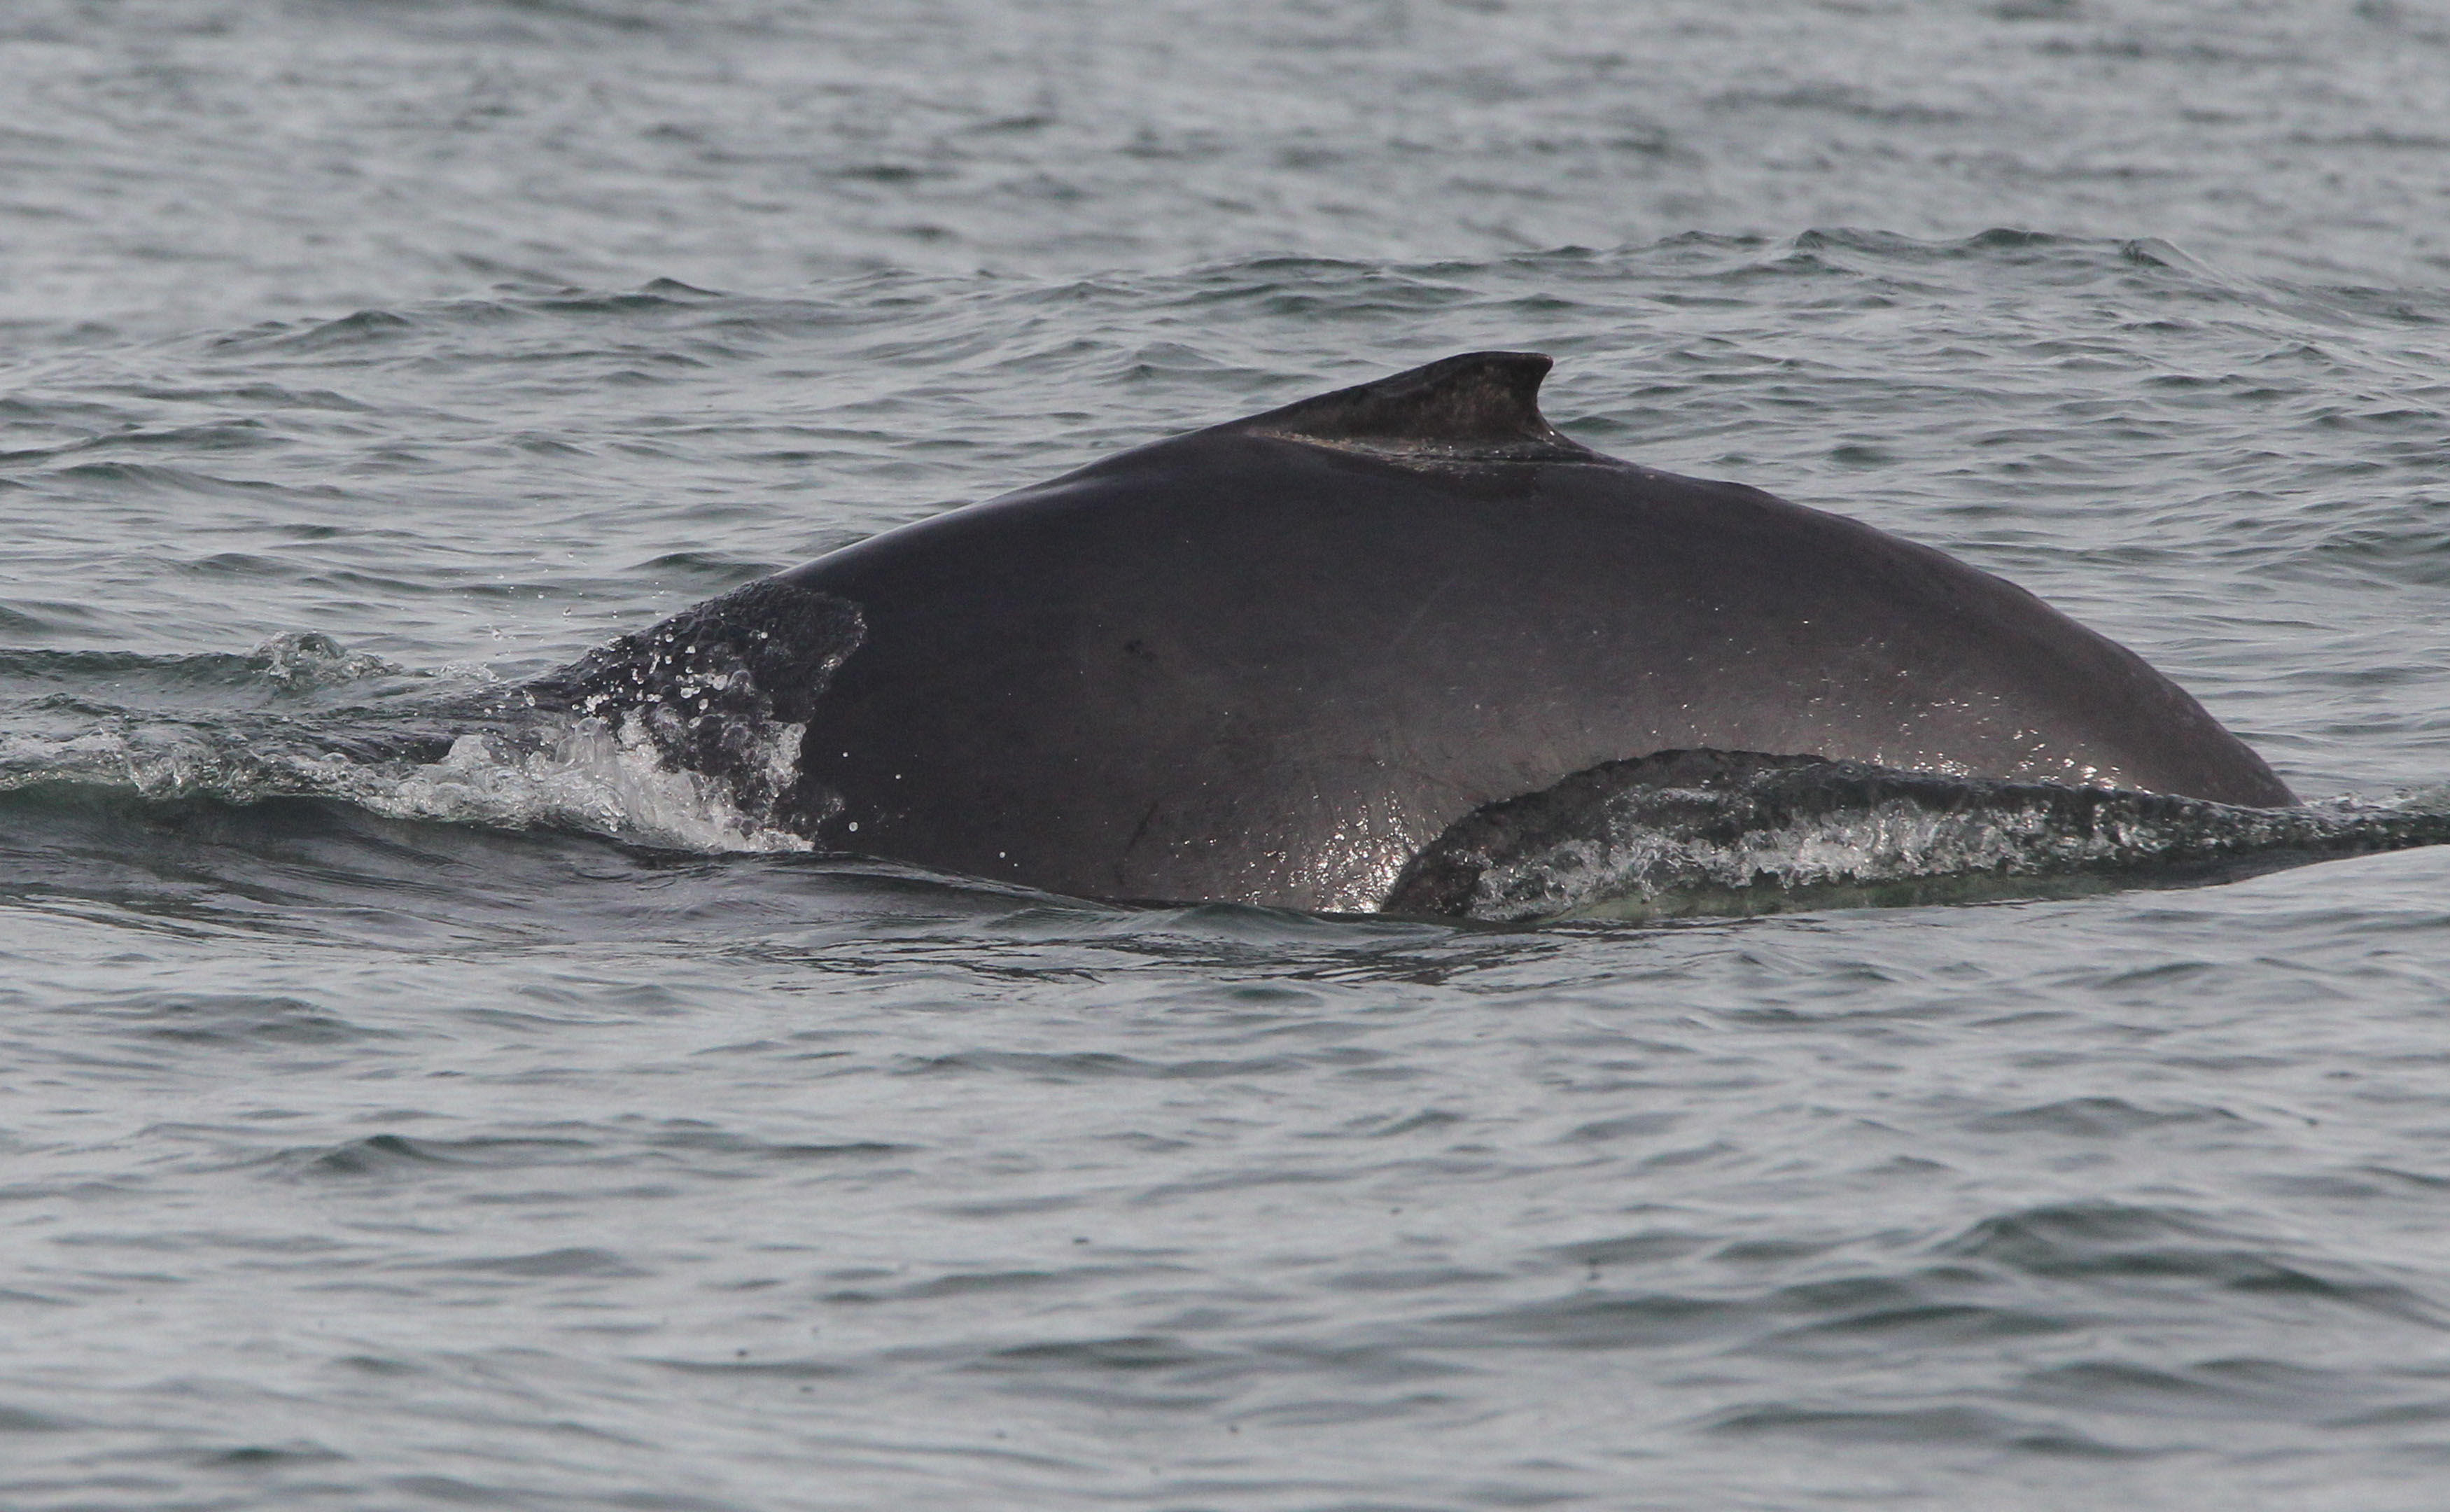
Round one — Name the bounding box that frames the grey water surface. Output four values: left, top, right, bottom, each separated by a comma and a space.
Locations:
6, 1, 2450, 1508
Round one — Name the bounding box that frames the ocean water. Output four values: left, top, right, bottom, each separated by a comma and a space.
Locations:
6, 1, 2450, 1507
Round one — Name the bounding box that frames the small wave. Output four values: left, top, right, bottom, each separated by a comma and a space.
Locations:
1388, 750, 2450, 923
0, 713, 810, 855
249, 630, 403, 690
0, 635, 405, 701
0, 652, 809, 859
353, 719, 811, 851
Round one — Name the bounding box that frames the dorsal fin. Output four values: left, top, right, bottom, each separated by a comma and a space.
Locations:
1233, 351, 1598, 463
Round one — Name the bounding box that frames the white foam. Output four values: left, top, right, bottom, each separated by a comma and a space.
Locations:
0, 711, 813, 855
334, 715, 813, 852
1424, 762, 2450, 923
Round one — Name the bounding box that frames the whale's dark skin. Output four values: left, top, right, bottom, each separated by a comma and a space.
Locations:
545, 351, 2293, 912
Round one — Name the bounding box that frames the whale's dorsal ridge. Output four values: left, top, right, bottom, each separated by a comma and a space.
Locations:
1235, 351, 1602, 463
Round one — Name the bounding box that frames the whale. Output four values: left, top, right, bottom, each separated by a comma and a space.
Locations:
532, 351, 2295, 913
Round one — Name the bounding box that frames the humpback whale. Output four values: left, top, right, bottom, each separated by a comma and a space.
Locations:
536, 351, 2293, 913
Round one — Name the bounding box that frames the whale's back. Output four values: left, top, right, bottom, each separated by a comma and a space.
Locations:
757, 360, 2288, 909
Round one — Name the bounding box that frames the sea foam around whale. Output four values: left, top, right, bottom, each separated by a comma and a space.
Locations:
7, 639, 2443, 921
